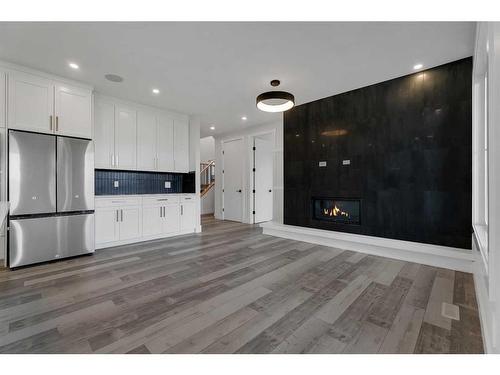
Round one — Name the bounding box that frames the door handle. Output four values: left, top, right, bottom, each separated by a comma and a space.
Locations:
237, 189, 242, 193
160, 206, 162, 217
181, 205, 183, 215
163, 206, 166, 217
116, 210, 119, 222
121, 209, 123, 222
56, 116, 59, 131
49, 115, 53, 131
268, 189, 272, 192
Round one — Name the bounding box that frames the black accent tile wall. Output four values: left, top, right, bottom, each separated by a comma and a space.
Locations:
95, 169, 192, 195
284, 57, 472, 249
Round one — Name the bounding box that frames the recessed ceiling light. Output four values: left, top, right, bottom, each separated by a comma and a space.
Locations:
105, 74, 124, 83
152, 88, 160, 94
68, 62, 79, 70
241, 116, 247, 121
413, 63, 423, 70
209, 126, 215, 130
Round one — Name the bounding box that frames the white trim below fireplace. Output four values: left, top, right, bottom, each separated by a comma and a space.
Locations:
261, 222, 474, 273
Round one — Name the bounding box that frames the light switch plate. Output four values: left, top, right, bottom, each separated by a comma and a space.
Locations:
342, 160, 351, 165
165, 181, 171, 188
319, 161, 327, 167
114, 180, 119, 188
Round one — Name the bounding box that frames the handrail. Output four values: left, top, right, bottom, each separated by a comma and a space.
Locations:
201, 160, 215, 175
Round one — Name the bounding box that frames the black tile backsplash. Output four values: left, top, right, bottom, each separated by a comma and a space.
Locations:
95, 169, 195, 195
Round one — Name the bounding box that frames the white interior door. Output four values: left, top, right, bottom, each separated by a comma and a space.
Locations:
223, 138, 244, 222
254, 137, 274, 223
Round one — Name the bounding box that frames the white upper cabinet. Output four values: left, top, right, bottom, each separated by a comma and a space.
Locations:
115, 105, 137, 170
93, 95, 189, 173
0, 70, 5, 128
54, 83, 92, 138
137, 110, 158, 171
174, 119, 190, 172
7, 71, 54, 133
157, 115, 175, 172
7, 70, 93, 138
94, 100, 115, 168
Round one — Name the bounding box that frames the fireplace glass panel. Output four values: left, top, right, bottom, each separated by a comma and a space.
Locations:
312, 198, 361, 225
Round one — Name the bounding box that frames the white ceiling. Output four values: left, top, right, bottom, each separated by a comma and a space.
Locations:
0, 22, 475, 137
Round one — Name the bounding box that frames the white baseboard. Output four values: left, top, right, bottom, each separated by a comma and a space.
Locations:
261, 222, 474, 273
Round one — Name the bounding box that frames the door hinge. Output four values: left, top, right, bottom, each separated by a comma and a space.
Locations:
222, 150, 225, 155
222, 170, 224, 173
222, 189, 224, 192
222, 208, 225, 212
252, 168, 256, 172
253, 211, 256, 215
252, 189, 255, 193
253, 146, 256, 151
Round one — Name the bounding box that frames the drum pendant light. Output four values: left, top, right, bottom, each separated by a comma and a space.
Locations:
256, 80, 295, 113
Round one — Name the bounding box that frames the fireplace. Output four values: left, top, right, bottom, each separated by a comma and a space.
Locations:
312, 198, 361, 225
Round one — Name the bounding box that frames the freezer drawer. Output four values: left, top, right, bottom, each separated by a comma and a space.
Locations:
9, 214, 95, 268
9, 131, 56, 216
57, 136, 94, 212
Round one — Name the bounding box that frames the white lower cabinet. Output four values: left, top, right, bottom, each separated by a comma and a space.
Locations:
180, 200, 196, 232
95, 207, 119, 245
95, 194, 197, 249
119, 207, 141, 241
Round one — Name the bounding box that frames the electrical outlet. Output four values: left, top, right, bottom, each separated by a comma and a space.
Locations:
165, 181, 171, 188
114, 180, 119, 188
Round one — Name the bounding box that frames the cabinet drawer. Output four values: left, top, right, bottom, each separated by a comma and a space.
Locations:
143, 195, 180, 206
95, 197, 141, 208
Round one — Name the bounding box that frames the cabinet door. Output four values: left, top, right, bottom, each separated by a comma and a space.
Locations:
54, 83, 92, 138
163, 203, 180, 234
0, 71, 5, 128
118, 207, 141, 241
157, 115, 174, 172
7, 71, 54, 133
173, 119, 189, 172
180, 201, 196, 232
142, 205, 163, 237
137, 110, 158, 171
94, 100, 115, 168
95, 207, 119, 245
115, 105, 137, 170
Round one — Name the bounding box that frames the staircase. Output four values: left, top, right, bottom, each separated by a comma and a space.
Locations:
200, 160, 215, 197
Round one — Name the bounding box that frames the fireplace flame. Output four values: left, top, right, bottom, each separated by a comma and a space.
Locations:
323, 205, 349, 218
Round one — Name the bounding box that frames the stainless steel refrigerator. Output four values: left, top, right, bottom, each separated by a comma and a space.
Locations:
8, 130, 95, 268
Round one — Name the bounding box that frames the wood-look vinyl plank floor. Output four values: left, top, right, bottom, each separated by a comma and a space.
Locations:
0, 216, 484, 353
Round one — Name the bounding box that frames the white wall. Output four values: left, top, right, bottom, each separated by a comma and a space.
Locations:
472, 22, 500, 354
214, 119, 283, 224
200, 136, 215, 162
